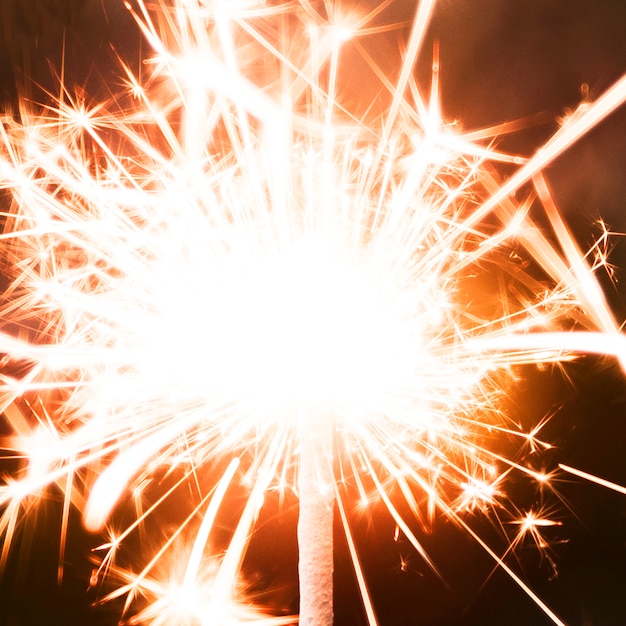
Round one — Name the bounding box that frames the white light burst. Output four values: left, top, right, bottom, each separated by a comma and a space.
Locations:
1, 1, 626, 625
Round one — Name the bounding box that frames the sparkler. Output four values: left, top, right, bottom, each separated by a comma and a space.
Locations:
1, 1, 626, 624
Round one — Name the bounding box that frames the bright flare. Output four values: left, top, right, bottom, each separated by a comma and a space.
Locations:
1, 1, 626, 625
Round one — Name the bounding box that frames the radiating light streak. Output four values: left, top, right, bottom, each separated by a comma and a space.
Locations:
559, 464, 626, 497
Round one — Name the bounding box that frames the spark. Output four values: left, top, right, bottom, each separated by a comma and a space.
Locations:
1, 1, 626, 625
512, 510, 563, 551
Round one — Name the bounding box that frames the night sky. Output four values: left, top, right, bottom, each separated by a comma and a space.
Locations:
1, 1, 626, 625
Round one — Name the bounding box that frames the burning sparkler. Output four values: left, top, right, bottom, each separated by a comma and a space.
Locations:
1, 1, 626, 624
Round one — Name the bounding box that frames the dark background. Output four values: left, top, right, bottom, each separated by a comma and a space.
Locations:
1, 1, 626, 624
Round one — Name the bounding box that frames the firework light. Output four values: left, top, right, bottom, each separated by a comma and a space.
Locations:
1, 0, 626, 624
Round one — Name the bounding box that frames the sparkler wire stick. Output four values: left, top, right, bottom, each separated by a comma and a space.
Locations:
297, 412, 334, 626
